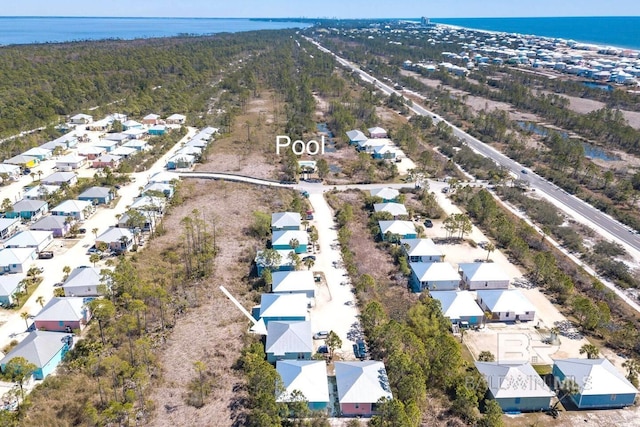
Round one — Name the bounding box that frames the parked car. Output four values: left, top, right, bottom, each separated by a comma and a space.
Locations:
356, 339, 367, 359
38, 251, 54, 259
313, 331, 329, 340
302, 255, 316, 262
424, 219, 433, 228
78, 228, 87, 234
317, 345, 328, 354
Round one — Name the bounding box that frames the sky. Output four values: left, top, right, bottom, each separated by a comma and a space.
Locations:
1, 0, 639, 19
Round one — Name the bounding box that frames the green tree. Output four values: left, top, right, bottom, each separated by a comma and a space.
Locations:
622, 359, 640, 388
369, 397, 418, 427
485, 242, 495, 261
250, 211, 272, 240
303, 257, 315, 270
552, 378, 580, 410
316, 158, 330, 180
20, 312, 30, 330
3, 357, 36, 404
325, 331, 342, 360
1, 198, 13, 213
89, 299, 116, 346
579, 343, 600, 359
192, 360, 208, 408
35, 296, 45, 307
478, 351, 496, 362
90, 253, 101, 267
478, 399, 504, 427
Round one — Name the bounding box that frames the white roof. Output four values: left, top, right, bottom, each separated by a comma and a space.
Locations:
346, 129, 367, 142
0, 274, 25, 296
24, 184, 60, 199
335, 361, 392, 404
96, 227, 133, 244
176, 146, 201, 156
271, 270, 316, 294
34, 297, 86, 322
22, 147, 52, 157
369, 187, 399, 200
477, 289, 535, 314
374, 203, 407, 216
401, 238, 442, 258
459, 263, 510, 283
271, 212, 301, 229
143, 113, 160, 120
0, 217, 20, 231
149, 171, 180, 184
272, 229, 308, 247
63, 266, 107, 290
123, 128, 146, 136
94, 154, 122, 163
122, 119, 142, 127
368, 126, 387, 135
554, 358, 638, 396
111, 146, 137, 157
431, 291, 484, 320
0, 248, 36, 265
12, 199, 47, 212
373, 145, 398, 155
378, 220, 415, 236
410, 262, 460, 282
167, 113, 186, 120
265, 320, 313, 356
277, 360, 329, 403
259, 293, 308, 319
4, 230, 52, 248
56, 154, 86, 163
122, 140, 149, 148
71, 113, 92, 120
77, 146, 106, 156
475, 362, 555, 399
52, 199, 92, 214
78, 186, 111, 199
130, 195, 165, 211
0, 163, 20, 174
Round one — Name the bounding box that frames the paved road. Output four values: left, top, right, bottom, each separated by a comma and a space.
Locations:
306, 36, 640, 259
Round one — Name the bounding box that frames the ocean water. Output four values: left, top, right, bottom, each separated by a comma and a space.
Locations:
0, 17, 310, 46
430, 17, 640, 50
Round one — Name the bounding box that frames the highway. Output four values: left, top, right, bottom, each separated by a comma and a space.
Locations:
306, 36, 640, 258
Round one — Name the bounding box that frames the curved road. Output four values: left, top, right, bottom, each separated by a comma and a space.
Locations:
305, 36, 640, 258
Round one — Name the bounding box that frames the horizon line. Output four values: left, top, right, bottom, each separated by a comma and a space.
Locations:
0, 15, 638, 19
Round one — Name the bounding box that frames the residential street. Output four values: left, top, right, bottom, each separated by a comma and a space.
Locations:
0, 127, 196, 349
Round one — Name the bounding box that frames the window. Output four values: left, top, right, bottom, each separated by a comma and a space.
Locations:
515, 398, 521, 404
354, 403, 359, 409
611, 394, 617, 401
505, 313, 509, 318
58, 321, 64, 327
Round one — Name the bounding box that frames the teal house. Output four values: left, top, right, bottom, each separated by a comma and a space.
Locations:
552, 358, 638, 409
0, 274, 25, 307
258, 293, 308, 327
1, 330, 72, 380
475, 362, 554, 412
265, 320, 313, 363
277, 360, 329, 412
148, 124, 167, 136
5, 199, 49, 220
272, 229, 308, 253
378, 220, 417, 242
78, 187, 114, 205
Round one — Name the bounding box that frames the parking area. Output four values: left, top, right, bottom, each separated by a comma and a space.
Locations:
306, 192, 363, 360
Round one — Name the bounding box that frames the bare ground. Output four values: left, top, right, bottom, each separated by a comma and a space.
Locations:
146, 180, 295, 427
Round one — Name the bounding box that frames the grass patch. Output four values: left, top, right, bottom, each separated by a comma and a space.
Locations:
532, 364, 552, 376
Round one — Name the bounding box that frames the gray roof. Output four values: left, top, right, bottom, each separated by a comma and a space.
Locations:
0, 248, 36, 265
271, 212, 301, 229
30, 215, 68, 231
459, 262, 510, 283
379, 220, 415, 236
373, 202, 408, 216
475, 362, 555, 399
12, 199, 47, 212
4, 230, 52, 248
0, 330, 70, 369
271, 270, 316, 294
554, 358, 638, 396
335, 361, 393, 404
63, 266, 107, 290
42, 172, 76, 184
265, 321, 313, 356
401, 238, 442, 258
52, 199, 92, 214
276, 360, 329, 403
346, 129, 367, 142
431, 291, 484, 320
0, 274, 25, 297
78, 187, 112, 199
34, 297, 87, 322
96, 227, 133, 244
